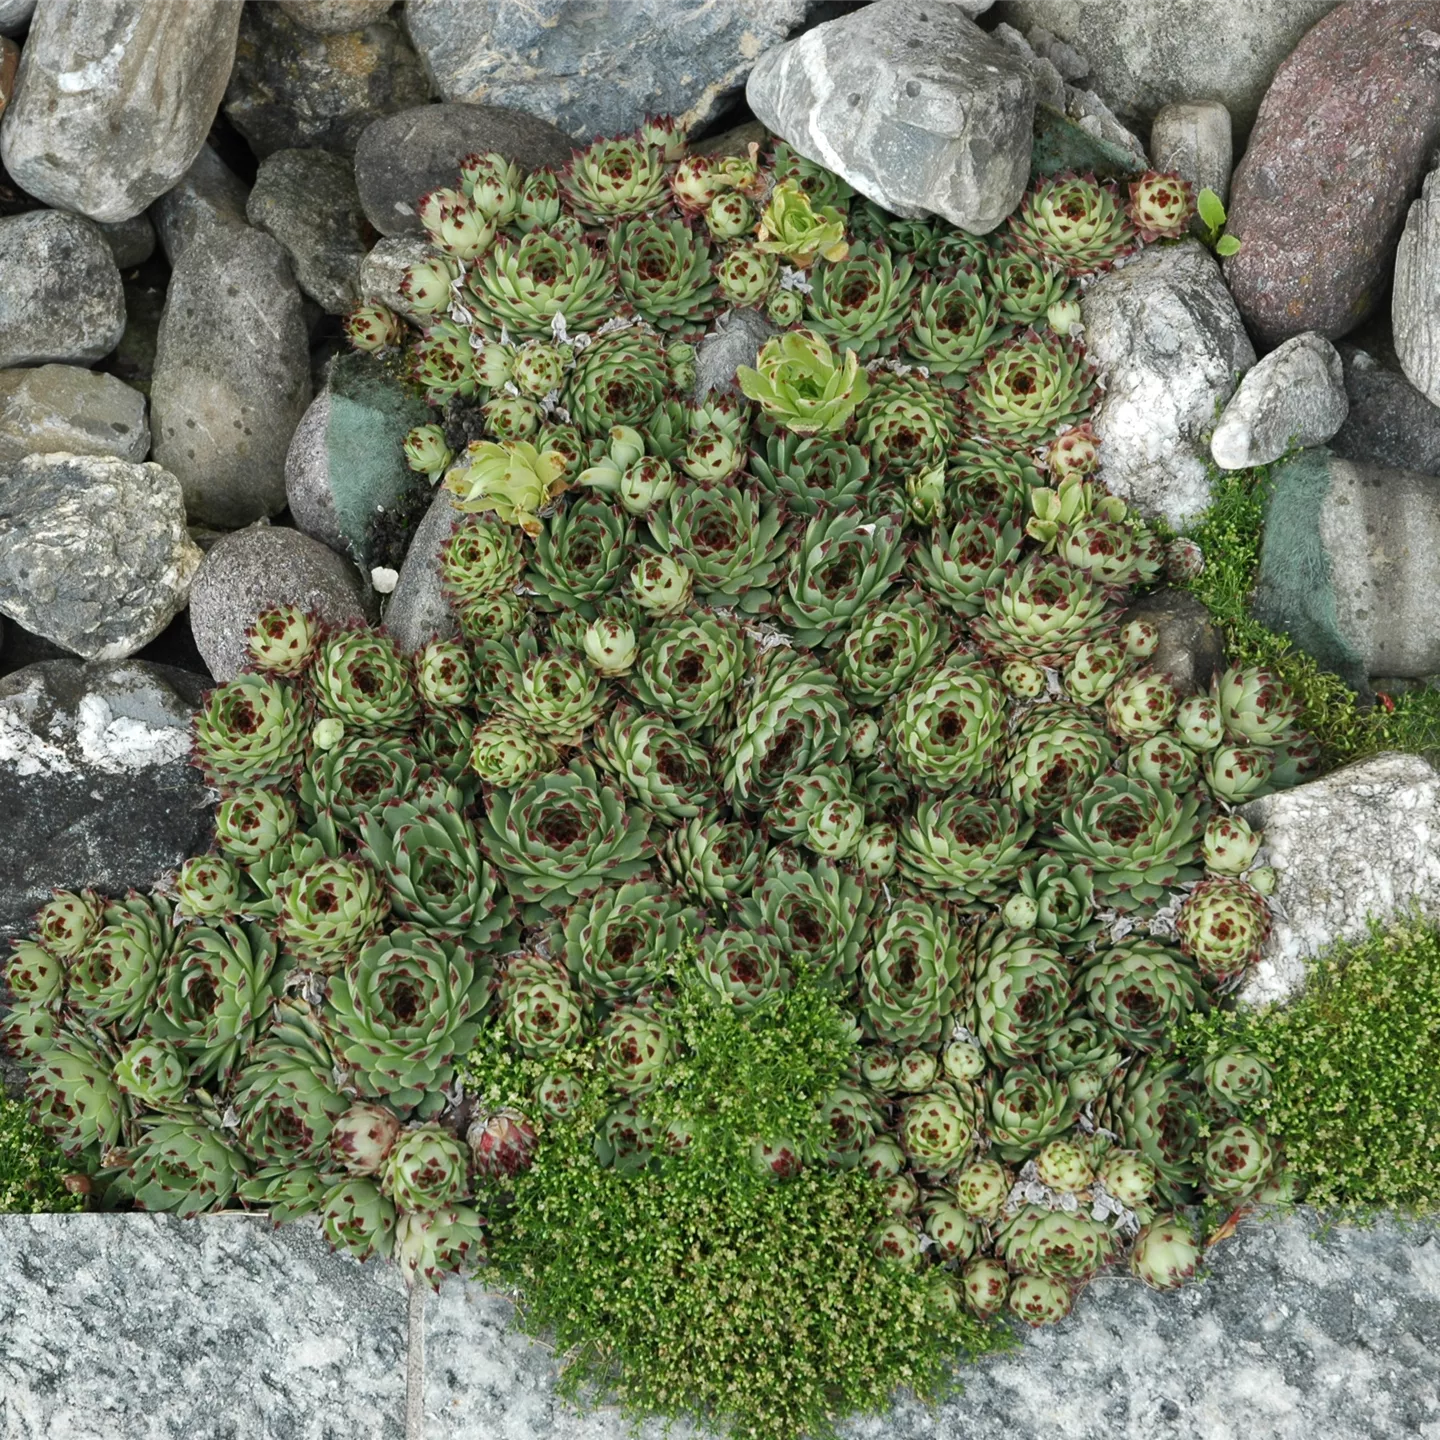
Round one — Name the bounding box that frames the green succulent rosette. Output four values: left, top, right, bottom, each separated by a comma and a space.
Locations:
594, 1097, 658, 1173
1082, 940, 1204, 1053
313, 631, 420, 734
898, 795, 1034, 904
562, 134, 669, 225
1008, 856, 1101, 947
67, 893, 172, 1034
852, 369, 956, 482
663, 813, 766, 906
501, 955, 586, 1057
440, 514, 527, 605
113, 1036, 190, 1110
465, 226, 616, 340
813, 1084, 882, 1169
29, 1026, 128, 1158
1175, 876, 1272, 982
912, 510, 1025, 618
860, 900, 967, 1048
1100, 1055, 1204, 1195
747, 432, 871, 517
395, 1205, 487, 1291
885, 652, 1007, 792
736, 329, 870, 436
985, 238, 1071, 326
963, 329, 1098, 446
1051, 771, 1207, 910
445, 440, 570, 538
561, 880, 702, 1001
175, 854, 246, 920
322, 1177, 398, 1262
278, 856, 390, 971
972, 930, 1073, 1062
904, 265, 1008, 378
608, 217, 717, 339
193, 673, 308, 788
116, 1117, 250, 1219
836, 587, 951, 705
526, 496, 632, 615
1215, 664, 1302, 745
1004, 172, 1138, 277
468, 716, 559, 789
1201, 1119, 1274, 1199
697, 927, 788, 1011
409, 317, 479, 405
998, 1205, 1115, 1282
770, 141, 854, 213
1002, 701, 1116, 827
328, 925, 491, 1113
592, 703, 717, 821
900, 1089, 974, 1173
5, 937, 66, 1007
238, 1164, 331, 1225
624, 612, 748, 731
984, 1062, 1074, 1161
215, 785, 296, 863
738, 856, 871, 989
801, 242, 914, 361
478, 759, 653, 921
972, 553, 1120, 669
493, 631, 610, 746
301, 735, 429, 835
648, 479, 787, 611
754, 178, 850, 267
1202, 1049, 1274, 1111
1041, 1014, 1120, 1083
381, 1124, 470, 1212
778, 508, 907, 648
564, 328, 672, 439
949, 438, 1042, 529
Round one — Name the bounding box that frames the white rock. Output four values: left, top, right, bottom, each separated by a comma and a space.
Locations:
1210, 331, 1348, 470
1393, 168, 1440, 408
1081, 240, 1255, 527
1149, 100, 1234, 205
1239, 752, 1440, 1006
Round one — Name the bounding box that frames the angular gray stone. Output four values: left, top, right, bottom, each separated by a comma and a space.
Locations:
747, 0, 1035, 233
150, 142, 251, 267
96, 212, 157, 269
359, 233, 435, 322
1394, 167, 1440, 408
0, 660, 211, 939
426, 1211, 1440, 1440
383, 487, 460, 653
280, 0, 395, 32
1120, 588, 1224, 698
991, 0, 1340, 141
0, 365, 149, 464
407, 0, 805, 141
0, 0, 34, 37
1081, 240, 1255, 526
0, 210, 125, 369
0, 0, 243, 223
693, 308, 777, 402
189, 524, 374, 681
150, 226, 312, 529
1331, 344, 1440, 476
353, 102, 575, 237
246, 147, 371, 313
224, 0, 431, 159
0, 1215, 407, 1439
1148, 100, 1234, 207
1210, 332, 1348, 471
1240, 753, 1440, 1006
0, 453, 201, 660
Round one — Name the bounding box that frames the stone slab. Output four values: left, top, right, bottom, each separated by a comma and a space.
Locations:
0, 1214, 408, 1440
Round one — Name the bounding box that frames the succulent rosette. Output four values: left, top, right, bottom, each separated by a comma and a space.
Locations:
395, 1205, 488, 1290
664, 814, 766, 905
1082, 940, 1204, 1052
301, 736, 428, 836
625, 613, 747, 730
754, 178, 849, 267
1100, 1055, 1203, 1192
117, 1118, 250, 1219
562, 133, 669, 225
609, 217, 718, 338
738, 858, 870, 989
900, 1089, 974, 1172
322, 1178, 398, 1262
1004, 172, 1138, 276
445, 440, 570, 538
1128, 171, 1195, 242
736, 328, 870, 436
193, 673, 308, 787
593, 704, 717, 821
898, 795, 1033, 904
886, 653, 1007, 792
1201, 1119, 1274, 1198
904, 265, 1007, 378
563, 328, 672, 439
279, 856, 390, 971
561, 880, 701, 1001
985, 238, 1071, 326
973, 931, 1074, 1061
28, 1026, 129, 1158
1202, 1049, 1274, 1110
836, 588, 951, 704
778, 509, 908, 647
985, 1062, 1074, 1160
963, 328, 1099, 446
649, 478, 787, 610
67, 893, 172, 1034
972, 553, 1119, 669
999, 1204, 1115, 1281
382, 1124, 470, 1212
1130, 1214, 1201, 1289
1002, 702, 1116, 827
853, 369, 956, 482
1215, 665, 1302, 745
697, 927, 787, 1011
801, 242, 914, 361
860, 900, 966, 1047
1175, 876, 1272, 981
770, 141, 854, 213
748, 433, 871, 517
463, 227, 616, 341
495, 632, 610, 746
912, 510, 1025, 617
1008, 856, 1101, 947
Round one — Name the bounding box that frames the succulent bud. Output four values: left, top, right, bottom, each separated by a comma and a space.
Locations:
750, 1136, 803, 1180
583, 616, 638, 676
1008, 1273, 1073, 1326
1046, 296, 1083, 335
870, 1219, 923, 1267
1048, 421, 1099, 481
805, 796, 864, 859
630, 554, 694, 617
619, 455, 676, 515
419, 187, 495, 259
534, 1070, 584, 1119
1130, 1214, 1201, 1290
859, 1137, 907, 1181
706, 190, 755, 241
474, 342, 514, 388
855, 822, 898, 879
1003, 892, 1040, 930
331, 1103, 402, 1177
399, 254, 458, 315
403, 424, 454, 478
1202, 813, 1260, 875
767, 287, 805, 327
415, 639, 473, 708
849, 714, 880, 759
512, 342, 568, 397
467, 1108, 538, 1180
459, 152, 522, 224
942, 1039, 986, 1084
482, 393, 543, 442
312, 717, 345, 750
881, 1172, 920, 1215
344, 301, 405, 353
246, 604, 320, 676
1035, 1137, 1095, 1193
1001, 660, 1047, 698
1248, 864, 1277, 895
895, 1050, 938, 1093
961, 1256, 1011, 1316
860, 1047, 901, 1093
1175, 693, 1224, 750
1121, 618, 1159, 657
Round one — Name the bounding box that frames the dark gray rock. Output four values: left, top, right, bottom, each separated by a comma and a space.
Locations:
1148, 101, 1233, 207
1330, 344, 1440, 476
383, 487, 459, 653
353, 102, 574, 237
0, 1215, 407, 1437
0, 454, 201, 661
0, 210, 125, 369
746, 0, 1034, 233
150, 143, 251, 267
96, 212, 156, 269
406, 0, 805, 141
246, 148, 371, 313
224, 1, 431, 159
0, 365, 149, 463
1210, 332, 1348, 470
189, 525, 374, 681
990, 0, 1340, 141
1394, 167, 1440, 407
279, 0, 395, 32
150, 226, 312, 529
1081, 240, 1255, 527
694, 308, 776, 402
0, 0, 34, 37
1121, 588, 1224, 698
0, 661, 212, 940
358, 233, 435, 322
1225, 0, 1440, 347
0, 0, 243, 222
98, 260, 165, 399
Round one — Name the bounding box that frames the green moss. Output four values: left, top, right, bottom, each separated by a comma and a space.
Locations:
1183, 915, 1440, 1217
461, 966, 1012, 1440
0, 1093, 86, 1213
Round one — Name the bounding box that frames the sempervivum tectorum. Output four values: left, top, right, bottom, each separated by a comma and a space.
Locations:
608, 217, 718, 339
561, 880, 701, 1001
314, 630, 421, 735
193, 673, 308, 788
465, 227, 615, 341
245, 604, 320, 677
561, 132, 671, 225
1128, 171, 1195, 243
972, 929, 1073, 1061
738, 858, 871, 989
913, 509, 1026, 618
344, 301, 405, 354
279, 856, 390, 973
648, 479, 787, 611
1003, 172, 1138, 277
900, 1087, 974, 1173
563, 326, 672, 438
972, 552, 1121, 670
853, 368, 956, 481
737, 328, 870, 436
468, 1108, 538, 1179
748, 432, 871, 517
898, 795, 1034, 905
778, 508, 908, 648
755, 179, 850, 269
697, 927, 788, 1010
949, 437, 1043, 529
985, 1062, 1074, 1160
65, 892, 172, 1035
625, 612, 748, 731
409, 318, 479, 405
1081, 940, 1204, 1053
985, 236, 1071, 327
1002, 701, 1115, 827
1201, 1118, 1274, 1198
1099, 1054, 1203, 1194
1214, 664, 1302, 745
593, 703, 717, 821
301, 735, 428, 837
1104, 669, 1179, 742
836, 587, 952, 705
1009, 856, 1101, 948
1130, 1214, 1200, 1289
801, 241, 914, 361
859, 899, 966, 1047
886, 652, 1008, 792
903, 264, 1008, 379
963, 328, 1098, 446
1176, 875, 1272, 981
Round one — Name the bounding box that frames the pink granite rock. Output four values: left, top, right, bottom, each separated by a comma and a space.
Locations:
1223, 0, 1440, 346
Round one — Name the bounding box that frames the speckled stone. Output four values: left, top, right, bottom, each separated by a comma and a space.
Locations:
382, 487, 460, 653
280, 0, 395, 33
0, 1215, 408, 1440
0, 364, 149, 464
1330, 343, 1440, 477
1240, 753, 1440, 1007
358, 233, 435, 322
150, 142, 251, 267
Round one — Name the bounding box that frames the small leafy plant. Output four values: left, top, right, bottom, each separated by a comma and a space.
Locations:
0, 1093, 86, 1214
1196, 187, 1240, 257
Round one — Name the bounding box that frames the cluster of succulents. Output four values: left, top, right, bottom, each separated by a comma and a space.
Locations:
6, 121, 1307, 1350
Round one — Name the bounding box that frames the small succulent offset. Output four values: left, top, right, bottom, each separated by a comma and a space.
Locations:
5, 115, 1312, 1440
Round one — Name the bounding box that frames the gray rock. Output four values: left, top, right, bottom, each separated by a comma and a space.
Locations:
747, 0, 1034, 233
0, 661, 212, 940
0, 365, 149, 463
189, 525, 374, 681
246, 148, 370, 314
407, 0, 805, 141
96, 212, 156, 269
990, 0, 1340, 141
358, 233, 435, 322
427, 1210, 1440, 1440
353, 102, 574, 238
279, 0, 395, 33
150, 143, 251, 267
0, 453, 201, 661
98, 262, 164, 399
1239, 752, 1440, 1006
0, 0, 243, 223
1120, 588, 1224, 697
150, 226, 312, 529
284, 353, 431, 568
0, 0, 34, 37
0, 1215, 407, 1438
0, 210, 125, 369
1081, 240, 1255, 527
1331, 344, 1440, 476
224, 0, 431, 159
1394, 167, 1440, 408
693, 308, 777, 403
1211, 332, 1348, 470
383, 487, 459, 652
1148, 100, 1234, 207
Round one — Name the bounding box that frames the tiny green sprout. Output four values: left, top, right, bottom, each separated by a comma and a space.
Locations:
1196, 188, 1241, 257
